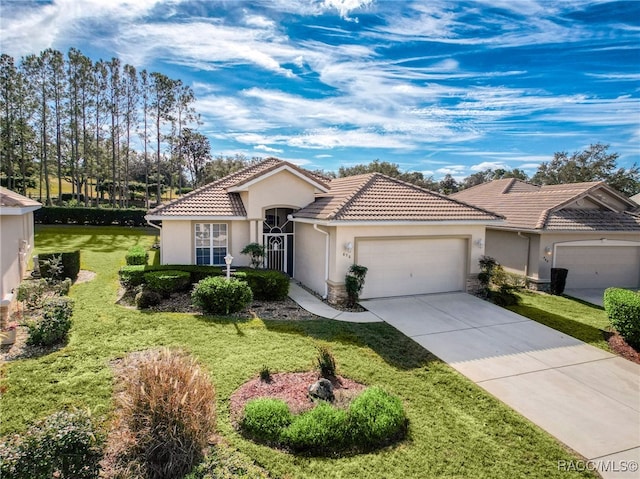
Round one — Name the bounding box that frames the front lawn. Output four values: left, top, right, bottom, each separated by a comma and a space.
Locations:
0, 226, 596, 478
508, 291, 611, 352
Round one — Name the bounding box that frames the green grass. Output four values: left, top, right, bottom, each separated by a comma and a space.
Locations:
508, 291, 611, 352
0, 225, 596, 478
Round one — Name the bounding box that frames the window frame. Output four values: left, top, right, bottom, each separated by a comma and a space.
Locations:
194, 223, 229, 266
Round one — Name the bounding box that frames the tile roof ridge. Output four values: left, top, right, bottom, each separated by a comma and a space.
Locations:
536, 182, 608, 229
500, 178, 518, 194
327, 173, 377, 220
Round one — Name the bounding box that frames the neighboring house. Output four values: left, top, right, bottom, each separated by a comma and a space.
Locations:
146, 158, 502, 303
451, 179, 640, 290
0, 187, 41, 324
631, 192, 640, 206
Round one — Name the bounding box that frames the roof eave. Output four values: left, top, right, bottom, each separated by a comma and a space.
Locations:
291, 217, 504, 227
0, 205, 42, 215
227, 165, 329, 193
145, 215, 247, 221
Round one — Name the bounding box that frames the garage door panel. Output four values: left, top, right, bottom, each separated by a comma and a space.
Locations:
555, 246, 640, 289
357, 238, 467, 299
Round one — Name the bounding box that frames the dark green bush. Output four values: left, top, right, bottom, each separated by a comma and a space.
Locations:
0, 409, 103, 479
26, 297, 74, 347
348, 386, 407, 446
39, 251, 81, 281
604, 288, 640, 348
240, 269, 289, 301
282, 402, 349, 453
144, 270, 191, 298
135, 288, 163, 309
34, 206, 147, 226
192, 277, 253, 315
118, 265, 146, 289
316, 345, 337, 379
240, 398, 293, 444
125, 245, 149, 265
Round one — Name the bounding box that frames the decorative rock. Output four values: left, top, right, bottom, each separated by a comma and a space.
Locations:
308, 378, 334, 401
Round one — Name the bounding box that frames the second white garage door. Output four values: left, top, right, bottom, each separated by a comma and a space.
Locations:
356, 237, 467, 299
555, 245, 640, 289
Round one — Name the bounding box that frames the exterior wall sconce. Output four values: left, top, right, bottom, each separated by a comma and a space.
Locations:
344, 242, 353, 253
474, 238, 484, 248
224, 254, 234, 280
544, 246, 552, 256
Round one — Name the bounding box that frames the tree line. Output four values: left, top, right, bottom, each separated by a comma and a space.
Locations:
0, 48, 214, 207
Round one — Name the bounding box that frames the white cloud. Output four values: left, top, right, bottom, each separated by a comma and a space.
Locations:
470, 161, 510, 171
254, 144, 283, 153
436, 165, 467, 175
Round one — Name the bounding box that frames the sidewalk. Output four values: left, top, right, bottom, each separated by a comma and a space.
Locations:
288, 282, 382, 323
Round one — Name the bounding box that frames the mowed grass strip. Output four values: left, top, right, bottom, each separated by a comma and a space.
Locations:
508, 290, 611, 352
0, 226, 596, 478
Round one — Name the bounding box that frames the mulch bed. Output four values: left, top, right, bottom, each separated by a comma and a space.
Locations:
606, 331, 640, 364
229, 371, 367, 425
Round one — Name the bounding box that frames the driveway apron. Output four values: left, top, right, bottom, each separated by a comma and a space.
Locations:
361, 292, 640, 479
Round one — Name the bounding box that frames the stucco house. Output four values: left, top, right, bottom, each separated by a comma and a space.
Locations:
0, 187, 41, 324
451, 179, 640, 291
146, 158, 502, 303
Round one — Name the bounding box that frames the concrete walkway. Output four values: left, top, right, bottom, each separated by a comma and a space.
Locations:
565, 288, 606, 307
288, 282, 382, 323
360, 292, 640, 479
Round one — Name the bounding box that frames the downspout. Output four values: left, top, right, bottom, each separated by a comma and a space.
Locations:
517, 231, 530, 278
313, 224, 329, 299
146, 218, 162, 263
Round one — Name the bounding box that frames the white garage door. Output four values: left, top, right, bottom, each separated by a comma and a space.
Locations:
356, 237, 467, 299
555, 246, 640, 289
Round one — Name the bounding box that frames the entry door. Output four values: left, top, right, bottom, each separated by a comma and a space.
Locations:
263, 208, 294, 274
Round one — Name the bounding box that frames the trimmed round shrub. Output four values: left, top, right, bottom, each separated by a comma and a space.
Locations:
125, 245, 149, 265
191, 276, 253, 315
26, 297, 74, 347
282, 402, 349, 453
135, 288, 163, 309
348, 386, 407, 446
604, 287, 640, 348
118, 265, 146, 289
240, 398, 293, 443
144, 270, 191, 298
0, 409, 103, 479
104, 348, 216, 479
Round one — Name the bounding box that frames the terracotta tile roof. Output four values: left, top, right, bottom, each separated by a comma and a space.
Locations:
451, 179, 639, 231
546, 210, 640, 231
0, 187, 41, 208
293, 173, 502, 222
147, 158, 329, 217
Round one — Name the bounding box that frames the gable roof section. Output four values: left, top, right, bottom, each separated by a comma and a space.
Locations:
451, 179, 639, 231
293, 173, 502, 223
0, 187, 42, 215
147, 158, 330, 218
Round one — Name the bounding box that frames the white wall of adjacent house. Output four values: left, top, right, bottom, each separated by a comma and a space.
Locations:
331, 224, 487, 299
1, 212, 34, 321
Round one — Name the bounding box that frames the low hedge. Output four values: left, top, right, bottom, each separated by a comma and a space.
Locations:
604, 288, 640, 348
144, 270, 191, 297
34, 206, 147, 226
240, 386, 408, 455
39, 251, 81, 281
191, 277, 253, 315
118, 265, 289, 301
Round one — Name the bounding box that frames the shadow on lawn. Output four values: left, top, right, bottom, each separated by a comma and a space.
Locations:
262, 319, 437, 371
507, 303, 609, 347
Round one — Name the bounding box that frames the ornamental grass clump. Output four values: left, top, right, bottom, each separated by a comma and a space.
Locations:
103, 349, 216, 479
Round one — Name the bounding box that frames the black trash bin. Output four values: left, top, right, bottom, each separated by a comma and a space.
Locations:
550, 268, 568, 295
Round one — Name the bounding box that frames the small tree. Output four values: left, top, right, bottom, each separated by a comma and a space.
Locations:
345, 264, 368, 307
241, 242, 266, 269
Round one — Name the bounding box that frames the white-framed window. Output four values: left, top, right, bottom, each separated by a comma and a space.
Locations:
194, 223, 228, 265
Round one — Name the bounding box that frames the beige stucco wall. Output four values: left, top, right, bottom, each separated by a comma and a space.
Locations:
244, 170, 318, 219
293, 222, 330, 296
327, 223, 487, 286
486, 229, 533, 276
1, 212, 35, 322
160, 219, 252, 266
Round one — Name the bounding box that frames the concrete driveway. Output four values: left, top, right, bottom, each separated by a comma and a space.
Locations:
361, 292, 640, 479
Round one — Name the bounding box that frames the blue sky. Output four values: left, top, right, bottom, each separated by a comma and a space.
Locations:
1, 0, 639, 179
